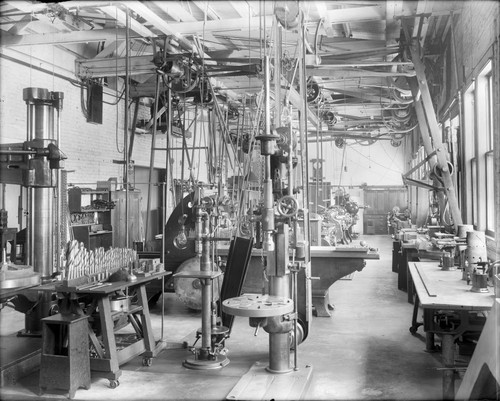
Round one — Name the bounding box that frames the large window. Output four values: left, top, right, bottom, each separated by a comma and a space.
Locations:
485, 68, 495, 234
463, 60, 495, 236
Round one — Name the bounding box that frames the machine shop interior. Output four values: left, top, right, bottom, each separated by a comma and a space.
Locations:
0, 1, 499, 400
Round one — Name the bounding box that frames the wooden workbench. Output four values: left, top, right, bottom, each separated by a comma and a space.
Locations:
409, 261, 495, 400
33, 271, 170, 388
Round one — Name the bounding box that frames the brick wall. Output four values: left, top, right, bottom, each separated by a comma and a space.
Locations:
455, 0, 499, 85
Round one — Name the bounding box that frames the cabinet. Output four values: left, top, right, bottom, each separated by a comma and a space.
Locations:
68, 188, 113, 250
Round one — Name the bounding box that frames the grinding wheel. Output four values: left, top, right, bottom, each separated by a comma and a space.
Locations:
173, 257, 223, 310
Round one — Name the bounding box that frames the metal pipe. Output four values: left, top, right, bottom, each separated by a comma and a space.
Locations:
124, 6, 130, 248
200, 236, 212, 353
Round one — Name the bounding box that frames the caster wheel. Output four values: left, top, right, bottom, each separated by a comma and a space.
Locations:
109, 379, 120, 389
143, 357, 152, 367
409, 326, 417, 334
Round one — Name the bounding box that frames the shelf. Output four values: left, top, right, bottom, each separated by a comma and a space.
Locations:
89, 231, 112, 236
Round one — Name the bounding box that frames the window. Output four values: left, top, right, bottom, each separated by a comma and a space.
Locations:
484, 68, 495, 235
463, 60, 495, 235
463, 82, 475, 224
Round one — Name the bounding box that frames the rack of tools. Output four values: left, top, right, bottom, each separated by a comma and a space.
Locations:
59, 240, 137, 291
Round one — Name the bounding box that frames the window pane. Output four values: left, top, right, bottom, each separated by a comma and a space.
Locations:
471, 158, 477, 227
486, 151, 495, 233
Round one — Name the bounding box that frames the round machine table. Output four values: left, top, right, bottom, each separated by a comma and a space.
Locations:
222, 294, 294, 318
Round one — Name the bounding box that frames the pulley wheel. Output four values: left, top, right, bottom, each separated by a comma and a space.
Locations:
173, 257, 223, 310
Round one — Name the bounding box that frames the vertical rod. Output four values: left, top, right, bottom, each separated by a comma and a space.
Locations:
25, 103, 32, 267
146, 76, 161, 245
55, 103, 61, 271
299, 17, 311, 263
124, 6, 130, 248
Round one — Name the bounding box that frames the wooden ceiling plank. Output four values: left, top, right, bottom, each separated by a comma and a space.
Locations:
126, 1, 215, 61
151, 1, 197, 22
315, 2, 335, 38
440, 13, 452, 44
229, 1, 252, 19
193, 1, 221, 21
100, 5, 156, 38
431, 14, 443, 43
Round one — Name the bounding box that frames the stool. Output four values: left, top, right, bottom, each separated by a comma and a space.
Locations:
39, 313, 91, 399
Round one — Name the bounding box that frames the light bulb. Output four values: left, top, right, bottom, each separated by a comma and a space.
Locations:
173, 226, 188, 250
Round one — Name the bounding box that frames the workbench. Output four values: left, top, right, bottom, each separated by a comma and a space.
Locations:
33, 271, 169, 388
409, 261, 495, 400
394, 237, 441, 303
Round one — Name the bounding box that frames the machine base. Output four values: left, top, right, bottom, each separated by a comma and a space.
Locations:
226, 360, 313, 400
183, 354, 229, 370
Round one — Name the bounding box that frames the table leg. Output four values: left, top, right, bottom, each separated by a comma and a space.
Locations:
409, 293, 423, 334
441, 333, 455, 400
98, 297, 120, 377
136, 284, 156, 356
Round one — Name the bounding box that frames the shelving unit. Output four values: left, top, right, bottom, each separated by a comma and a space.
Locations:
68, 187, 113, 251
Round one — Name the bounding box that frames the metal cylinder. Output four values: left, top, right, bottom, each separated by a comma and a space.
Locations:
466, 230, 488, 279
466, 230, 487, 265
200, 230, 212, 352
457, 224, 473, 238
269, 275, 289, 298
24, 88, 56, 279
268, 332, 291, 373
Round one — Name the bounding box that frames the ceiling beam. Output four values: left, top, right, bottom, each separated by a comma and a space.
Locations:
151, 1, 197, 22
323, 5, 385, 24
166, 15, 275, 35
308, 67, 415, 79
315, 2, 335, 37
193, 1, 221, 21
229, 1, 253, 19
100, 5, 156, 38
0, 28, 140, 47
126, 1, 212, 61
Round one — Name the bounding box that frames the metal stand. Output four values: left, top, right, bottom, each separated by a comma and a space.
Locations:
174, 198, 229, 370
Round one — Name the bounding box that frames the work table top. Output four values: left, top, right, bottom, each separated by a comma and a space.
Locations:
409, 261, 495, 311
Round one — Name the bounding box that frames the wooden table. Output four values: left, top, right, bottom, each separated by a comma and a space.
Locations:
33, 271, 170, 388
409, 262, 495, 400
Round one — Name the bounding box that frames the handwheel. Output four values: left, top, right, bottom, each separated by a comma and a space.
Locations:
109, 379, 120, 389
143, 357, 153, 367
277, 195, 298, 217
